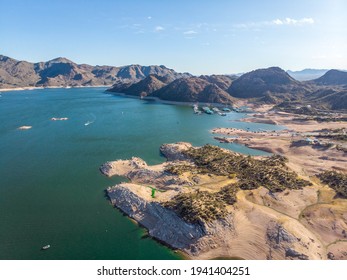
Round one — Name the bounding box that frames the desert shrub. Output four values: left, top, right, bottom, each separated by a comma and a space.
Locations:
318, 171, 347, 198
183, 145, 311, 193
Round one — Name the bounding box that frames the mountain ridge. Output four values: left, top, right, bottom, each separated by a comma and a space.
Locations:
228, 67, 309, 99
108, 74, 236, 105
1, 55, 346, 111
0, 55, 190, 89
311, 69, 347, 86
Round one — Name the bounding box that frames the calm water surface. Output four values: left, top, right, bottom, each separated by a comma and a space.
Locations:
0, 88, 283, 259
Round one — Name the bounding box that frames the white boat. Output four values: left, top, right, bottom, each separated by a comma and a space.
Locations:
193, 104, 202, 114
42, 245, 51, 250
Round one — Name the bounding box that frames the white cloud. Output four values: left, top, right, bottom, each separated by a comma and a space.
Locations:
271, 17, 314, 26
183, 30, 197, 35
234, 17, 314, 29
272, 19, 283, 25
154, 26, 164, 32
147, 16, 152, 20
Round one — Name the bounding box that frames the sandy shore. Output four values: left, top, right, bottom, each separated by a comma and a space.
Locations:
0, 86, 44, 92
212, 127, 347, 175
0, 85, 112, 92
212, 106, 347, 176
241, 110, 347, 132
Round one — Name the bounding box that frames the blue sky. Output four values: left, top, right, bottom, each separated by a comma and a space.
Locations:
1, 0, 346, 74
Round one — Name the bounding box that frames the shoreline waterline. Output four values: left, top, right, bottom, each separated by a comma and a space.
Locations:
0, 85, 112, 92
106, 90, 238, 108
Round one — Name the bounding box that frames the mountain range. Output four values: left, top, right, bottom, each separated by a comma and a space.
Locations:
0, 55, 190, 89
108, 66, 347, 110
1, 55, 346, 111
287, 69, 330, 81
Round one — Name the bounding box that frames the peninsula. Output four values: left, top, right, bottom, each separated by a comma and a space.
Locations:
100, 142, 347, 260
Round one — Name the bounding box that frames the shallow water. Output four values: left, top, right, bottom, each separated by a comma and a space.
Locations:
0, 88, 283, 259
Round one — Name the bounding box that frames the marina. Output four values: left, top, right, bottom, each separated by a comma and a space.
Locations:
193, 105, 233, 116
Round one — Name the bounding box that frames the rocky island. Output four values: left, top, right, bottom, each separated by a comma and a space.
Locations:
100, 142, 347, 260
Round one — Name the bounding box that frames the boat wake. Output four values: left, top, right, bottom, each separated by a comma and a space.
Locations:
84, 113, 96, 126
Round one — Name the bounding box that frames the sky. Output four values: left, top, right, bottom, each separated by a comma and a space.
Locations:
1, 0, 346, 75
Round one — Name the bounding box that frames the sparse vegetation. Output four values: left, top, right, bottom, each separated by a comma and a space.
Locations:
165, 164, 196, 175
318, 171, 347, 198
313, 116, 347, 122
164, 145, 312, 224
164, 184, 238, 224
183, 145, 310, 192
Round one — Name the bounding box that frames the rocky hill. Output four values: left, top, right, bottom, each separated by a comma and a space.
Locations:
228, 67, 308, 99
199, 75, 235, 91
0, 55, 189, 89
306, 88, 347, 110
153, 77, 235, 104
0, 55, 39, 87
109, 74, 172, 97
108, 75, 236, 104
312, 69, 347, 86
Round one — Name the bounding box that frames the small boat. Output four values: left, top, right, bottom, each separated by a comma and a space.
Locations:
202, 106, 213, 114
212, 107, 220, 113
192, 104, 201, 114
222, 108, 231, 112
41, 245, 51, 250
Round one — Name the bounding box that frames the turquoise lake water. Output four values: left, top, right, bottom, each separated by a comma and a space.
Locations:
0, 88, 283, 259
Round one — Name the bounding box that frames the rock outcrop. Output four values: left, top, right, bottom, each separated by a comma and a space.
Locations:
107, 183, 237, 257
159, 142, 192, 161
108, 185, 206, 250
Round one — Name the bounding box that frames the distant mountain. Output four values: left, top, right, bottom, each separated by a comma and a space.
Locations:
0, 55, 40, 87
228, 67, 307, 99
0, 55, 190, 89
108, 75, 235, 104
311, 69, 347, 86
287, 69, 329, 81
